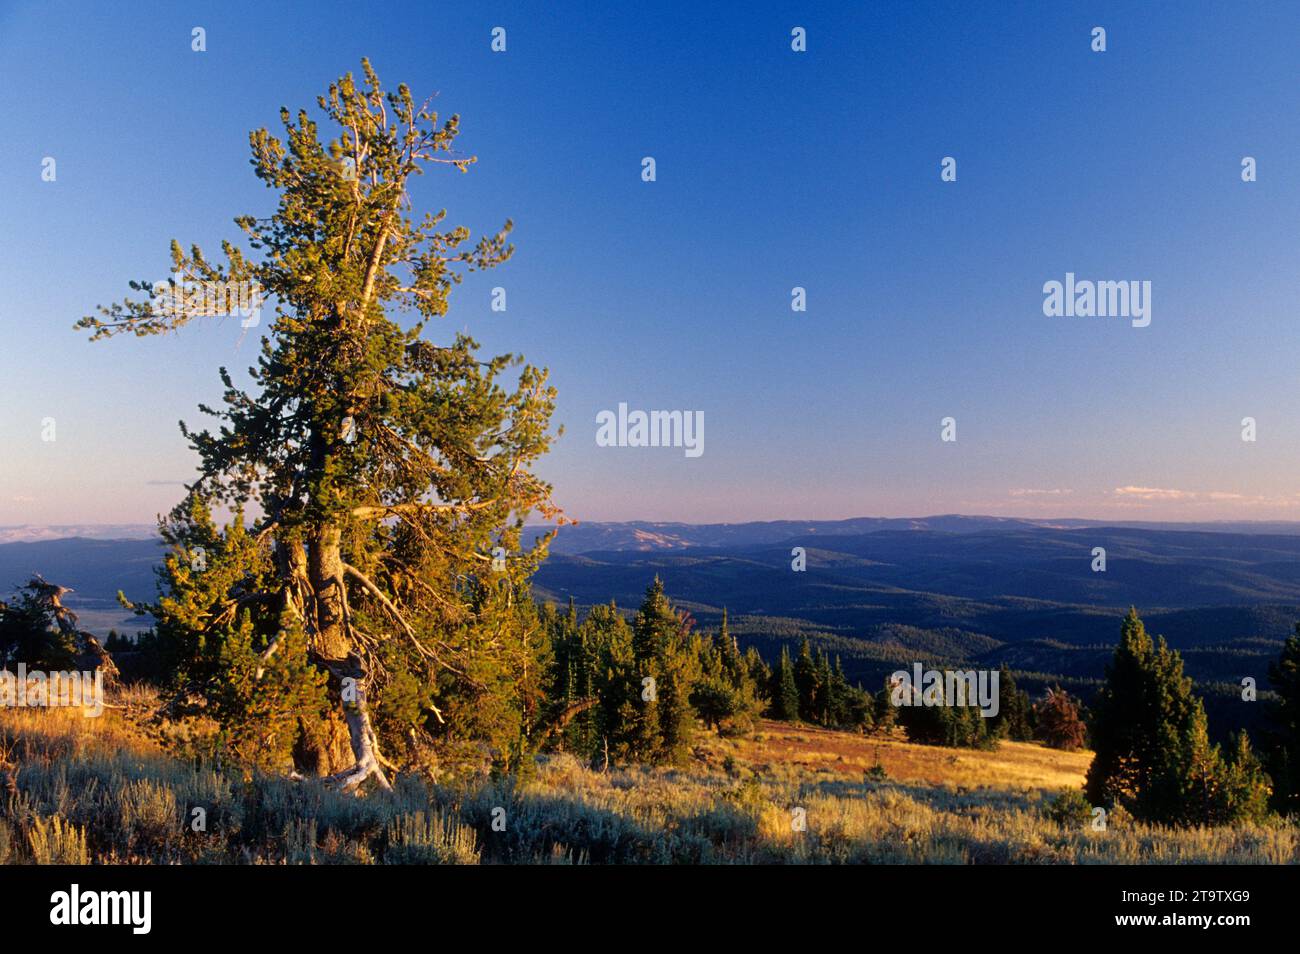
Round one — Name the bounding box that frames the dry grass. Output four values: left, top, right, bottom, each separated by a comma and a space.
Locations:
722, 720, 1091, 791
1, 704, 1296, 864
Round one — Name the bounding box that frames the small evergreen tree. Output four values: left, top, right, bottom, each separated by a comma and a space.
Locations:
629, 579, 699, 763
815, 649, 835, 724
1218, 732, 1273, 824
209, 617, 329, 774
1086, 609, 1191, 812
873, 676, 899, 733
745, 645, 771, 697
794, 638, 819, 721
990, 664, 1034, 741
770, 646, 800, 722
583, 602, 641, 764
1087, 608, 1269, 825
1265, 626, 1300, 816
690, 627, 762, 735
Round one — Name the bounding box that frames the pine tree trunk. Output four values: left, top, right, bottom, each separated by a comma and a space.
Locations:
309, 525, 351, 661
293, 712, 354, 776
279, 525, 355, 778
292, 523, 392, 789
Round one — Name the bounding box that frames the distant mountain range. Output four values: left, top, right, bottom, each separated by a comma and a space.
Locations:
0, 524, 158, 545
8, 513, 1300, 548
534, 515, 1300, 554
4, 516, 1298, 741
528, 519, 1300, 649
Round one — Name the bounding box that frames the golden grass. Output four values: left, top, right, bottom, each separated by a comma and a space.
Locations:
2, 705, 1296, 864
0, 699, 158, 760
717, 720, 1092, 791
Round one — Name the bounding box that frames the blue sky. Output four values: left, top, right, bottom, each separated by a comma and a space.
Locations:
2, 0, 1298, 525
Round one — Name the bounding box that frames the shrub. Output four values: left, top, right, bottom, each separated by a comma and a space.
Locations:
116, 778, 179, 854
1046, 788, 1093, 828
383, 811, 479, 864
29, 814, 89, 864
1035, 687, 1087, 751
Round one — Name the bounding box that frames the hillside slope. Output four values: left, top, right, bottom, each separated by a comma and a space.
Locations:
717, 720, 1091, 791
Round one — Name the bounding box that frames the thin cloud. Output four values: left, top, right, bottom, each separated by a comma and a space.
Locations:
1113, 486, 1194, 501
1111, 486, 1300, 507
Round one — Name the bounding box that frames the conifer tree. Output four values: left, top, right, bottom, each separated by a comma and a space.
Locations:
1086, 609, 1185, 810
829, 656, 850, 726
631, 579, 699, 762
815, 649, 835, 724
543, 599, 591, 752
77, 62, 561, 789
844, 670, 876, 731
770, 645, 800, 721
1086, 608, 1267, 824
1266, 626, 1300, 815
990, 664, 1033, 741
873, 675, 899, 733
745, 645, 771, 693
794, 638, 818, 721
692, 644, 732, 732
690, 610, 764, 735
0, 581, 79, 670
1155, 714, 1271, 826
577, 602, 640, 764
1218, 731, 1273, 824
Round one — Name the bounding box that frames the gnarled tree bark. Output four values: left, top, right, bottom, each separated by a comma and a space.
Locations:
281, 525, 394, 790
